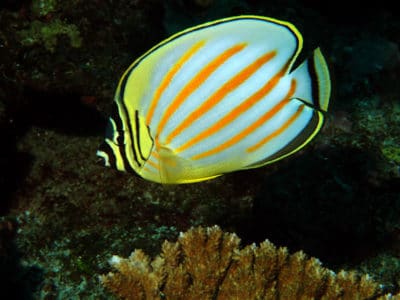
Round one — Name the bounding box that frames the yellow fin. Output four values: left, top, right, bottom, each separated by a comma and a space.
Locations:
157, 146, 220, 184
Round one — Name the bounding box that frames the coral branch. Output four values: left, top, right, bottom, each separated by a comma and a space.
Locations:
100, 226, 399, 299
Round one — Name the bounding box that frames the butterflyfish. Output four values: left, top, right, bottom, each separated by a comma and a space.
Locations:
97, 15, 331, 184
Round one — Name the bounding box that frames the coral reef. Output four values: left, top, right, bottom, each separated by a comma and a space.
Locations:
17, 19, 82, 52
101, 226, 399, 299
31, 0, 58, 18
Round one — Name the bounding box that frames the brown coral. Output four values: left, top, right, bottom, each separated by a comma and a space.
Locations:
100, 226, 399, 299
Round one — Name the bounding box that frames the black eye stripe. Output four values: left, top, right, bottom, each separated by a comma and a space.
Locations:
98, 142, 117, 169
117, 134, 124, 145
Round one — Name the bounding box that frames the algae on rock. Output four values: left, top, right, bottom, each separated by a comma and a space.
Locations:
31, 0, 58, 18
17, 19, 82, 52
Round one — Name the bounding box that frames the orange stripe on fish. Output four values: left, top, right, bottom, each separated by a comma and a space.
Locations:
165, 50, 277, 144
177, 62, 290, 152
192, 79, 297, 160
156, 43, 247, 138
146, 40, 206, 125
146, 158, 159, 169
247, 100, 306, 153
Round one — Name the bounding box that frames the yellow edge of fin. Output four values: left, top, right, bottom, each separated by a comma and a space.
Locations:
245, 111, 325, 169
155, 145, 222, 184
165, 174, 222, 184
116, 15, 304, 96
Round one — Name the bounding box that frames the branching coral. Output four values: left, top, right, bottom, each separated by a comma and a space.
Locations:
100, 226, 400, 299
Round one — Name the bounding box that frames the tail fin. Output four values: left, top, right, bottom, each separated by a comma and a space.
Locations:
290, 47, 331, 112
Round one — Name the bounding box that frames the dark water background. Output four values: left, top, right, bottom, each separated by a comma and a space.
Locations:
1, 0, 400, 298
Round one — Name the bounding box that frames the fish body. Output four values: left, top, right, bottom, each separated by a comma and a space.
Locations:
97, 15, 331, 184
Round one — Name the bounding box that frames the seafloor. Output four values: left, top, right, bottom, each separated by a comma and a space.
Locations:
0, 0, 400, 298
